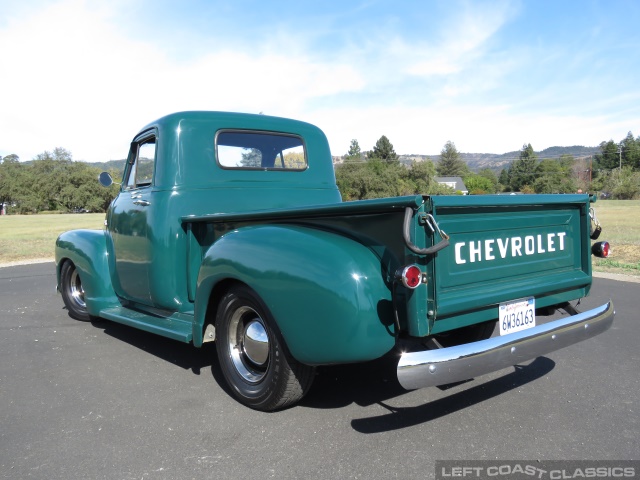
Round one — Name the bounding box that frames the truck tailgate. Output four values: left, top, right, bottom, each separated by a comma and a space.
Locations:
428, 194, 592, 333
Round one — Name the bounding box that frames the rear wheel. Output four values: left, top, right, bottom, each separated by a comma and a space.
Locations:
60, 261, 91, 321
215, 285, 315, 411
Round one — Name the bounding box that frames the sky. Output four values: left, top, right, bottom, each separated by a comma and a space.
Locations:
1, 0, 640, 162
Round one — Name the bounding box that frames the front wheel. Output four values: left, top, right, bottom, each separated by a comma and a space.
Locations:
60, 261, 91, 321
215, 285, 315, 411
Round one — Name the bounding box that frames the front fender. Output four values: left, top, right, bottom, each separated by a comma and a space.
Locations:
194, 224, 396, 364
55, 229, 119, 316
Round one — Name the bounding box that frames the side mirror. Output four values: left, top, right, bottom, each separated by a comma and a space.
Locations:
98, 172, 114, 187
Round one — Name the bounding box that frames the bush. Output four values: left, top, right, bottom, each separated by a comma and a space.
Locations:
335, 159, 452, 200
600, 167, 640, 200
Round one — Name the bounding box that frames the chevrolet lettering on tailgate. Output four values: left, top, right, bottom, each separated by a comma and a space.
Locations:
454, 232, 567, 264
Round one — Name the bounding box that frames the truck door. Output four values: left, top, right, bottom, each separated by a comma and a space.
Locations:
108, 131, 156, 305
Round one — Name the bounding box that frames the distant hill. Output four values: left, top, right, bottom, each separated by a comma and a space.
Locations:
399, 145, 600, 172
91, 159, 128, 174
89, 158, 155, 179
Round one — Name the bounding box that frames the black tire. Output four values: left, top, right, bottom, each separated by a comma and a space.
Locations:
215, 285, 315, 411
60, 261, 91, 321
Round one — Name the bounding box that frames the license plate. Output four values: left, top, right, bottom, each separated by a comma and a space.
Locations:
499, 297, 535, 336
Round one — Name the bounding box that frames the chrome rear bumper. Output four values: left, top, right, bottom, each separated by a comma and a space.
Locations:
397, 301, 614, 390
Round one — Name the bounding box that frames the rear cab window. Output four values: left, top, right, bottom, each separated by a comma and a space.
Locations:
215, 130, 307, 171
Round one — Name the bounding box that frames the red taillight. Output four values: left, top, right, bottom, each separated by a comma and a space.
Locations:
592, 241, 610, 258
397, 265, 423, 289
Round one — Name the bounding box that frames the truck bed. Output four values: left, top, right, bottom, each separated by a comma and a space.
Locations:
183, 193, 594, 339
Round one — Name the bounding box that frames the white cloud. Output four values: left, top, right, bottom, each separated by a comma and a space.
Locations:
0, 0, 365, 161
405, 1, 516, 79
1, 0, 637, 165
1, 1, 154, 160
310, 104, 627, 157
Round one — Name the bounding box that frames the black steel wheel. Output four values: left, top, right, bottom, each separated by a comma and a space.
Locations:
60, 261, 91, 321
215, 285, 315, 411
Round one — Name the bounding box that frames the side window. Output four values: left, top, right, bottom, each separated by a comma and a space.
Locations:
216, 131, 306, 170
125, 136, 156, 189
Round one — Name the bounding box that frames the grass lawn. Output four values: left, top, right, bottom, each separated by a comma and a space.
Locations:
0, 213, 105, 264
0, 200, 638, 277
590, 199, 640, 276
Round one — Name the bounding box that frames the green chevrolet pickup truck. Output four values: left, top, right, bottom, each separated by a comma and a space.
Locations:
55, 111, 614, 411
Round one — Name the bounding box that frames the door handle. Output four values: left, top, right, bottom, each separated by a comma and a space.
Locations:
133, 199, 150, 206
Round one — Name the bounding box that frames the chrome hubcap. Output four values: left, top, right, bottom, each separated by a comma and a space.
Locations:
228, 306, 270, 383
69, 269, 86, 309
243, 320, 269, 366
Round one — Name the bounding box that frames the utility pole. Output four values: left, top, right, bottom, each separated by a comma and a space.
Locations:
618, 145, 622, 170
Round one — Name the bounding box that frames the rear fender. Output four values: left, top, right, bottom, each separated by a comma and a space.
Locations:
55, 229, 119, 316
194, 224, 396, 364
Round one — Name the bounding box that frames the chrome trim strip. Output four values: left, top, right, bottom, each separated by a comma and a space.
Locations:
397, 301, 614, 390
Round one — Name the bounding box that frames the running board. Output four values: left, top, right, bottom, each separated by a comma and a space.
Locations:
99, 306, 194, 343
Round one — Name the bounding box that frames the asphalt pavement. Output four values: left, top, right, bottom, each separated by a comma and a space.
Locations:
0, 263, 637, 480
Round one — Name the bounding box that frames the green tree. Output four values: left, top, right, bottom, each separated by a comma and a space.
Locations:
335, 160, 391, 200
477, 168, 499, 191
2, 154, 19, 162
464, 173, 496, 194
536, 158, 564, 176
532, 159, 574, 193
344, 139, 362, 163
408, 159, 437, 193
437, 141, 468, 176
621, 131, 640, 170
335, 156, 450, 200
0, 157, 41, 214
240, 148, 261, 167
57, 161, 119, 212
558, 154, 575, 170
594, 140, 620, 172
0, 155, 23, 212
30, 149, 74, 211
369, 135, 398, 163
508, 143, 538, 191
498, 168, 510, 191
530, 156, 577, 194
2, 148, 119, 214
282, 151, 305, 169
53, 147, 72, 162
599, 167, 640, 199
